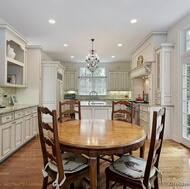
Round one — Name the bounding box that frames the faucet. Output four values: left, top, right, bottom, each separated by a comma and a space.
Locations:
88, 91, 98, 105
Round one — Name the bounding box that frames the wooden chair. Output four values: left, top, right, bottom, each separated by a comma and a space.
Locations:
59, 100, 81, 122
98, 100, 134, 165
111, 100, 134, 123
105, 107, 166, 189
37, 106, 89, 189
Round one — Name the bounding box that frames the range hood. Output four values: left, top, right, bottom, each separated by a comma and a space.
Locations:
130, 61, 153, 79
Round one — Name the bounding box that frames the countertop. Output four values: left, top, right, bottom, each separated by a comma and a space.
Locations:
80, 100, 112, 107
0, 104, 38, 115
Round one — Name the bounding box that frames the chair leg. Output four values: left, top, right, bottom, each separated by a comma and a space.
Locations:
153, 177, 159, 189
42, 176, 48, 189
106, 176, 111, 189
69, 183, 74, 189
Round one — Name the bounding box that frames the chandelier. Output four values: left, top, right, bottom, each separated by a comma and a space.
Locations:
86, 39, 99, 73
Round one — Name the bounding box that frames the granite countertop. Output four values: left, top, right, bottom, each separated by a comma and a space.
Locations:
0, 104, 38, 115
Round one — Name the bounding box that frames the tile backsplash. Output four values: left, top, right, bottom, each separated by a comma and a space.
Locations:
0, 87, 16, 105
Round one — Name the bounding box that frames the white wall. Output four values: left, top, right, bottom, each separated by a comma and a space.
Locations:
167, 12, 190, 141
61, 62, 131, 73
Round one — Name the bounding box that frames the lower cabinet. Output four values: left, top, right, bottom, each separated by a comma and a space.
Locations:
81, 106, 112, 119
140, 104, 173, 139
0, 106, 38, 162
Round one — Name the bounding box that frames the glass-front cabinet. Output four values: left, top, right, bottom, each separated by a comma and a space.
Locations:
0, 24, 27, 87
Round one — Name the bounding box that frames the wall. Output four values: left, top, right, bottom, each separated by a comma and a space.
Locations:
167, 12, 190, 142
61, 61, 131, 73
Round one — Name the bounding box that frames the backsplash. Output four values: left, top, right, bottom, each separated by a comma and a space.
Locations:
0, 87, 16, 105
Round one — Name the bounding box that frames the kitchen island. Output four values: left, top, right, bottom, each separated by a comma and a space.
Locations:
80, 100, 112, 119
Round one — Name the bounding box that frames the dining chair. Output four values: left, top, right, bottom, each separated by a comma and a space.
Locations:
98, 100, 134, 165
59, 100, 81, 122
37, 106, 89, 189
111, 100, 134, 123
105, 107, 166, 189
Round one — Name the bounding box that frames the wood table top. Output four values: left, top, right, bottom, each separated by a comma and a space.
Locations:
56, 119, 146, 150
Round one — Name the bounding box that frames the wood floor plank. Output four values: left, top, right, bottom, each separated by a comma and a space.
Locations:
0, 137, 190, 189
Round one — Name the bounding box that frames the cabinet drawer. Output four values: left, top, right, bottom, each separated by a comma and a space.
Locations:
24, 109, 31, 115
140, 111, 149, 122
31, 107, 37, 113
15, 111, 23, 119
140, 105, 148, 112
1, 113, 14, 124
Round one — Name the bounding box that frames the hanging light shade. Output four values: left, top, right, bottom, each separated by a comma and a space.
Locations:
86, 39, 99, 73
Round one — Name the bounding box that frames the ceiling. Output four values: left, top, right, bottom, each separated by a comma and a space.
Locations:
0, 0, 190, 64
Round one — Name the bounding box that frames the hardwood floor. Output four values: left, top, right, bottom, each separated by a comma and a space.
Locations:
0, 137, 190, 189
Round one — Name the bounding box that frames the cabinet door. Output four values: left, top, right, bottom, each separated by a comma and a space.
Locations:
81, 108, 93, 119
94, 107, 111, 119
23, 116, 32, 142
1, 122, 13, 157
65, 71, 77, 91
31, 113, 38, 136
108, 72, 115, 90
14, 118, 23, 148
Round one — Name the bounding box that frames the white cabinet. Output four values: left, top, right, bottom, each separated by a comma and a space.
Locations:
64, 71, 77, 91
0, 24, 27, 87
42, 61, 65, 121
17, 46, 42, 105
14, 118, 23, 148
0, 106, 38, 162
108, 72, 130, 90
155, 43, 174, 105
1, 122, 13, 158
140, 104, 172, 139
81, 106, 111, 119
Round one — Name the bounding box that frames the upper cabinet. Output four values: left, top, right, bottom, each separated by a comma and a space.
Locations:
108, 72, 131, 91
0, 25, 27, 87
64, 71, 78, 91
155, 43, 174, 105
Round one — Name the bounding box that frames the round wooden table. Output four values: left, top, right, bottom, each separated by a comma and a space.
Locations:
55, 119, 146, 189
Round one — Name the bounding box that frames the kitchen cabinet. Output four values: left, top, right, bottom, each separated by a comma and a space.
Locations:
64, 71, 78, 91
108, 72, 130, 90
81, 106, 111, 119
17, 46, 42, 105
41, 61, 65, 122
155, 43, 174, 105
0, 24, 27, 87
140, 104, 173, 139
0, 106, 37, 162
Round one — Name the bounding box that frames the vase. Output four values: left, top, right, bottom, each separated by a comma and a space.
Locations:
7, 44, 16, 59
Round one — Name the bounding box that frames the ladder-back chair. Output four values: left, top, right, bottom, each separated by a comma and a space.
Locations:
105, 107, 166, 189
38, 106, 89, 189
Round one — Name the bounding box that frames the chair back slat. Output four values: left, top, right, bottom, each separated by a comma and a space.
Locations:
143, 107, 166, 186
59, 100, 81, 122
111, 100, 134, 123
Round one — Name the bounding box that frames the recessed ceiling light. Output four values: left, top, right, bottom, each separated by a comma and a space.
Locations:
112, 56, 115, 58
118, 44, 122, 47
49, 19, 55, 24
70, 56, 74, 58
130, 19, 137, 24
63, 44, 68, 47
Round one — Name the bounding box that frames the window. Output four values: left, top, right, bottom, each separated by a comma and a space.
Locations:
78, 67, 107, 95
